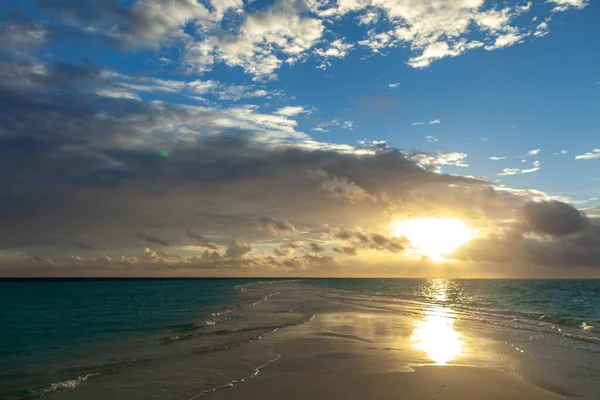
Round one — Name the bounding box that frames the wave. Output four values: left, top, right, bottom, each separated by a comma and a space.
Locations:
187, 348, 282, 400
29, 373, 99, 397
210, 292, 280, 316
165, 317, 233, 333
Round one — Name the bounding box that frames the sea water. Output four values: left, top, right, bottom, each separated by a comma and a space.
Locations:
1, 278, 599, 399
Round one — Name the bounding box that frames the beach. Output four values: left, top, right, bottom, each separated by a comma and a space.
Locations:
2, 279, 599, 399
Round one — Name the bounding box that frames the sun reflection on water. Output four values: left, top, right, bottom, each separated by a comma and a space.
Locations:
412, 279, 464, 364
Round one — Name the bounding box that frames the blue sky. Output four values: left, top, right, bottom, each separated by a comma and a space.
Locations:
1, 0, 599, 276
22, 0, 597, 204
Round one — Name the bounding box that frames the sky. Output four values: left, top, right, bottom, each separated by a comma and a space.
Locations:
0, 0, 599, 277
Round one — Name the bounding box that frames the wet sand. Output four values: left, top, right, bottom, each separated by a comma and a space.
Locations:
203, 310, 564, 400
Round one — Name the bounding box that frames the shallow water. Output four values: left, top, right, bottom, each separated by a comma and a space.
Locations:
1, 278, 599, 399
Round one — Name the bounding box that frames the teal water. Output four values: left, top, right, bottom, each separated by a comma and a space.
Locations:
1, 278, 599, 399
0, 279, 268, 399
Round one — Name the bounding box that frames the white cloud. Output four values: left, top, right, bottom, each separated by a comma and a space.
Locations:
533, 160, 541, 167
186, 0, 325, 79
388, 82, 400, 89
496, 166, 540, 176
95, 89, 141, 100
315, 39, 353, 67
534, 22, 550, 37
412, 119, 441, 126
490, 156, 505, 160
312, 127, 329, 132
575, 149, 600, 160
521, 167, 541, 174
485, 32, 526, 50
357, 11, 379, 25
81, 0, 588, 79
425, 136, 439, 143
528, 148, 542, 155
341, 121, 355, 130
554, 150, 568, 155
496, 168, 521, 176
411, 152, 468, 171
549, 0, 589, 13
275, 106, 306, 117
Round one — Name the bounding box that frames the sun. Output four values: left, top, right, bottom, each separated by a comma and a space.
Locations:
389, 218, 472, 261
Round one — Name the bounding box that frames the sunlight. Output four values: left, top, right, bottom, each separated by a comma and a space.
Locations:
389, 218, 472, 261
412, 307, 463, 365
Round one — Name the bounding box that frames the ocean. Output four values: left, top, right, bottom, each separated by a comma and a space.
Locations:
1, 279, 599, 399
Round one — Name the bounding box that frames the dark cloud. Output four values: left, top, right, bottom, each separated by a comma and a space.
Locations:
257, 217, 296, 236
136, 232, 169, 247
0, 44, 591, 275
454, 201, 600, 268
186, 230, 218, 250
309, 242, 325, 254
74, 242, 94, 251
520, 201, 587, 236
273, 244, 296, 257
225, 241, 252, 258
333, 246, 357, 255
333, 230, 406, 253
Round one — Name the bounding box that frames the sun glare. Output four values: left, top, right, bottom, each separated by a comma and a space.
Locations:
390, 218, 472, 261
412, 307, 463, 364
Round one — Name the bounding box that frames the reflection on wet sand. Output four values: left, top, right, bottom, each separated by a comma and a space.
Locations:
412, 279, 463, 364
412, 306, 463, 364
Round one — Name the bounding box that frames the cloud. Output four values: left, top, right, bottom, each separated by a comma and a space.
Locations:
24, 0, 583, 80
534, 21, 550, 37
425, 136, 439, 143
75, 242, 94, 251
332, 230, 405, 253
275, 106, 306, 117
315, 39, 353, 68
273, 243, 297, 257
484, 32, 526, 50
454, 201, 600, 268
520, 200, 587, 236
308, 169, 376, 203
309, 242, 325, 254
528, 148, 542, 155
554, 150, 568, 155
257, 217, 297, 236
575, 149, 600, 160
489, 156, 505, 160
388, 82, 400, 89
225, 240, 252, 258
137, 232, 170, 247
496, 167, 540, 176
549, 0, 589, 12
186, 230, 218, 250
410, 152, 469, 171
412, 119, 441, 126
0, 20, 46, 49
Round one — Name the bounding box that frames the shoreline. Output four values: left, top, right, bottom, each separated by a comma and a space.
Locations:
35, 280, 598, 399
201, 310, 564, 400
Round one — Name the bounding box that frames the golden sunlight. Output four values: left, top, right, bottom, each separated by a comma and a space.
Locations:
389, 218, 472, 261
412, 307, 463, 364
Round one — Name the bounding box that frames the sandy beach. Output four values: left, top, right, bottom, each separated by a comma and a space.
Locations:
39, 281, 595, 400
202, 310, 564, 400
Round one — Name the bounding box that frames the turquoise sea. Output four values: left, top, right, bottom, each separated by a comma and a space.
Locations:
1, 279, 599, 399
